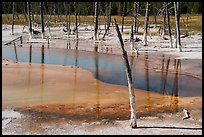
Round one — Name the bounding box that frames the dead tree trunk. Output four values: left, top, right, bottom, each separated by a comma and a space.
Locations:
102, 2, 111, 40
27, 2, 32, 38
31, 4, 35, 28
133, 2, 139, 35
166, 2, 173, 48
186, 12, 188, 28
74, 2, 78, 39
64, 2, 70, 37
11, 2, 15, 35
185, 11, 189, 34
161, 2, 166, 39
173, 28, 177, 48
40, 2, 45, 39
23, 2, 28, 23
47, 4, 52, 39
133, 2, 137, 35
121, 2, 126, 33
94, 2, 99, 40
153, 2, 157, 28
130, 25, 135, 50
114, 18, 137, 128
68, 3, 71, 34
104, 2, 108, 31
54, 2, 57, 26
136, 2, 140, 33
174, 2, 182, 52
142, 2, 149, 46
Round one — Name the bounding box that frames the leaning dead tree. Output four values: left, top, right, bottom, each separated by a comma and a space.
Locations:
11, 2, 15, 35
40, 2, 45, 39
114, 18, 137, 128
142, 2, 149, 46
94, 2, 100, 40
174, 2, 182, 52
27, 2, 32, 38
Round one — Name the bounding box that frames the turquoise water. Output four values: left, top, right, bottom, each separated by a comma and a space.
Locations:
2, 45, 202, 97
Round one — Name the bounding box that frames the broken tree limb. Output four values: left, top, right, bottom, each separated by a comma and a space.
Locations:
114, 18, 137, 128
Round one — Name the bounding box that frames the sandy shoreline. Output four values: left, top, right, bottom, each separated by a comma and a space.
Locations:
2, 107, 202, 135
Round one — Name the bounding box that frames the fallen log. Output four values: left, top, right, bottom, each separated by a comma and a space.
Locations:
27, 38, 49, 44
4, 35, 22, 45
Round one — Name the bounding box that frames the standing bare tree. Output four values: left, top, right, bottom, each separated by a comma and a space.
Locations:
121, 2, 126, 33
102, 2, 111, 40
166, 2, 173, 48
27, 2, 32, 38
142, 2, 149, 46
53, 2, 57, 26
130, 25, 135, 50
136, 2, 140, 33
40, 2, 45, 39
11, 2, 15, 35
133, 2, 139, 35
153, 2, 157, 28
161, 2, 166, 39
74, 2, 79, 39
94, 2, 100, 40
114, 18, 137, 128
174, 2, 182, 52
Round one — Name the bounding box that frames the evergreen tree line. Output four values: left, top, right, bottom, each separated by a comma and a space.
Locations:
2, 2, 202, 16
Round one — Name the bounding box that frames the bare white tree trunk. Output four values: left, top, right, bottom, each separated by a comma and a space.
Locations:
40, 2, 45, 39
75, 2, 78, 39
130, 25, 135, 50
107, 2, 112, 31
27, 2, 32, 38
11, 2, 15, 35
142, 2, 149, 46
133, 2, 138, 35
94, 2, 100, 40
102, 2, 111, 40
104, 2, 108, 31
114, 18, 137, 128
161, 2, 166, 39
184, 12, 189, 34
173, 28, 177, 48
121, 2, 125, 33
174, 2, 182, 52
153, 2, 157, 28
166, 2, 173, 48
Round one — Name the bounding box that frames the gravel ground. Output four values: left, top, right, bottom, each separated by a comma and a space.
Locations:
2, 108, 202, 135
